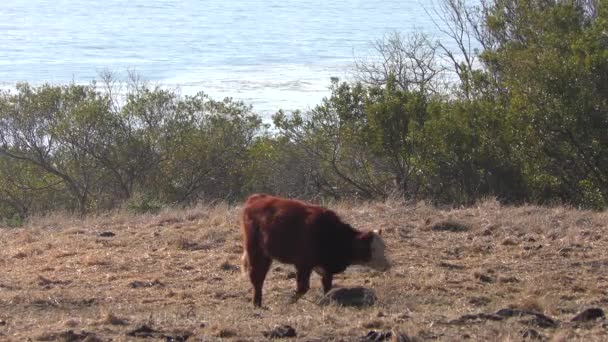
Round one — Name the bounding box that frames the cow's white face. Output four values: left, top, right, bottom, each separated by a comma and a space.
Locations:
364, 229, 390, 271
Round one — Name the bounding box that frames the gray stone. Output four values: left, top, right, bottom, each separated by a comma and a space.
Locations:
262, 324, 297, 339
572, 308, 605, 322
318, 287, 377, 307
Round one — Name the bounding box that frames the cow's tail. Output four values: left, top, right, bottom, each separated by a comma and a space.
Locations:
241, 250, 250, 278
240, 214, 260, 279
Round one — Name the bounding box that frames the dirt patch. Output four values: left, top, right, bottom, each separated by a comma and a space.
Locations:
431, 219, 472, 232
126, 325, 191, 341
128, 279, 164, 288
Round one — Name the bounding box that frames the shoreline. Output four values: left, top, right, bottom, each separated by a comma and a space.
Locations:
0, 62, 357, 119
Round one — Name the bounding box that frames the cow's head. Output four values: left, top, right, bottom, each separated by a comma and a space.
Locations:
354, 229, 390, 271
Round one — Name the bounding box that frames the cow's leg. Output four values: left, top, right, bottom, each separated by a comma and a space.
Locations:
290, 266, 312, 303
248, 253, 272, 307
321, 273, 333, 294
314, 267, 333, 294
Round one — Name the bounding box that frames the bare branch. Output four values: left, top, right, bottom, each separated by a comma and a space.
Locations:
354, 31, 445, 93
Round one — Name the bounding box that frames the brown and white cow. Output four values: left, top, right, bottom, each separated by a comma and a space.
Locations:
240, 193, 390, 307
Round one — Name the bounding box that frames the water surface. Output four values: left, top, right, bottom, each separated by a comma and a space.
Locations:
1, 0, 454, 115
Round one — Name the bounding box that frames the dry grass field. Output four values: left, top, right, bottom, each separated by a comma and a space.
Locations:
1, 198, 607, 341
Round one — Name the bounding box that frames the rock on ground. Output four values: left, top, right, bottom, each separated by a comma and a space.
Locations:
318, 287, 377, 307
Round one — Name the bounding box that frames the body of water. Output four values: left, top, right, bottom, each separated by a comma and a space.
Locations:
1, 0, 454, 115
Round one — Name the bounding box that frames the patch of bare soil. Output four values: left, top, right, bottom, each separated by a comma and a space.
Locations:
0, 199, 607, 341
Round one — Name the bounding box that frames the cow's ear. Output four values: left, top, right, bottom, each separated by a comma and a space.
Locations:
373, 229, 383, 236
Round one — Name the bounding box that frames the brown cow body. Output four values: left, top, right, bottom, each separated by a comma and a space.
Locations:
241, 193, 390, 307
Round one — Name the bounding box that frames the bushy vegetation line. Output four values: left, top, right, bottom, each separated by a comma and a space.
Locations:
0, 0, 606, 221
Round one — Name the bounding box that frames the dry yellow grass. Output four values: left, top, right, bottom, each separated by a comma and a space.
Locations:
0, 199, 607, 341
